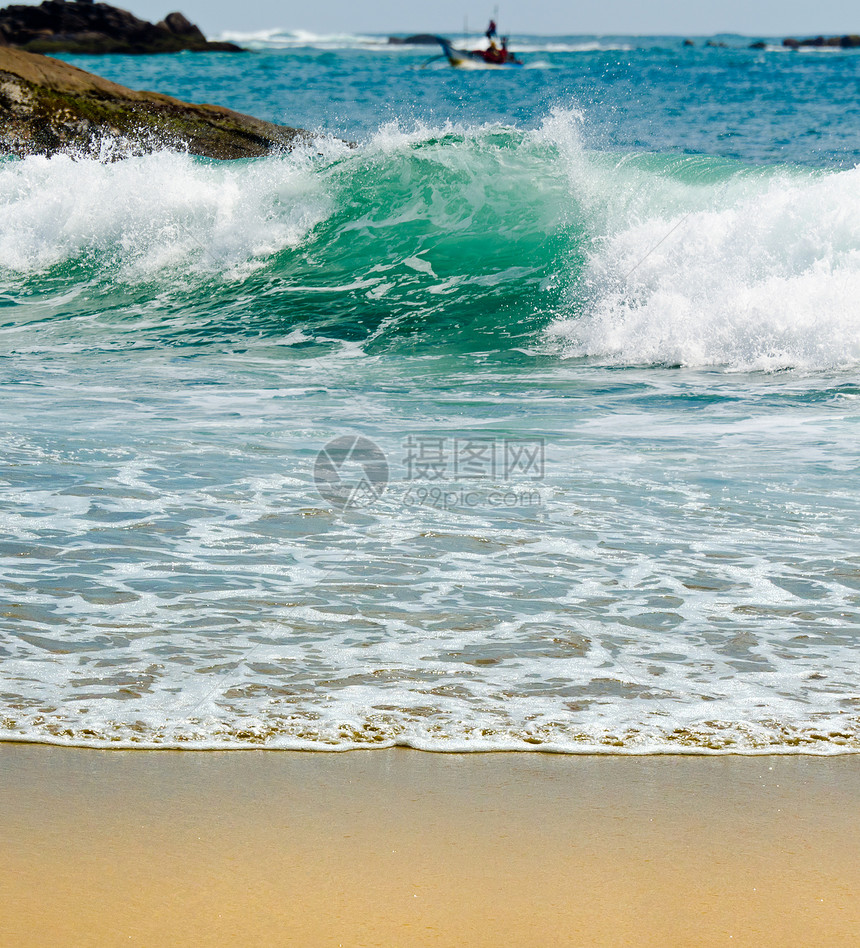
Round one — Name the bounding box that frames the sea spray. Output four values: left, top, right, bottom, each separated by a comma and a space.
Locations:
546, 150, 860, 371
0, 148, 336, 278
3, 116, 860, 368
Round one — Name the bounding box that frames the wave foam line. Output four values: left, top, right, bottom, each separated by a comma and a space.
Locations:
2, 734, 859, 755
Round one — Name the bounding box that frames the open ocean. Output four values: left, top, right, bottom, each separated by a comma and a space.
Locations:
1, 32, 860, 752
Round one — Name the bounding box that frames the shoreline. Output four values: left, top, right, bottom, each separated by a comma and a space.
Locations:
3, 744, 860, 946
3, 735, 860, 755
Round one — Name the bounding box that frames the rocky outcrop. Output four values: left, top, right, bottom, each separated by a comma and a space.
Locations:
0, 45, 310, 158
783, 35, 860, 49
0, 0, 241, 54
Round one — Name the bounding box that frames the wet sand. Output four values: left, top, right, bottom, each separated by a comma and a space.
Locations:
2, 744, 859, 947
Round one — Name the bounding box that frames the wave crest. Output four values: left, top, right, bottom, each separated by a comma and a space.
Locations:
544, 134, 860, 371
3, 112, 860, 368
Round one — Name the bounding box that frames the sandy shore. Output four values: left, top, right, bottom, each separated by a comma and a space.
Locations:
1, 745, 859, 947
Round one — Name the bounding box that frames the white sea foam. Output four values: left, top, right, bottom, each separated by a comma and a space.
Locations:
3, 113, 859, 375
1, 350, 860, 754
213, 28, 388, 50
540, 113, 860, 371
212, 29, 634, 54
0, 148, 337, 279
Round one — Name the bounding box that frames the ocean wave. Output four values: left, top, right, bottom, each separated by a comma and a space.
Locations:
512, 41, 635, 53
0, 145, 340, 279
211, 29, 636, 53
541, 113, 860, 371
213, 28, 390, 49
3, 115, 860, 756
2, 112, 859, 368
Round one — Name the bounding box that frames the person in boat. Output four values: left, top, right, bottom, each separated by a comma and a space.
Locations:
482, 19, 502, 62
481, 34, 516, 64
484, 41, 503, 63
470, 21, 520, 65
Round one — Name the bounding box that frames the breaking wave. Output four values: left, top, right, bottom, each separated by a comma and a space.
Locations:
1, 111, 859, 368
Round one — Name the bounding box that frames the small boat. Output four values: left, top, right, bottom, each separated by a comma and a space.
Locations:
436, 36, 523, 69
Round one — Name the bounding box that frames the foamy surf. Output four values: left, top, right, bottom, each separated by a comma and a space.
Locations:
212, 29, 638, 54
2, 103, 860, 756
0, 147, 340, 279
542, 130, 860, 370
2, 114, 859, 370
213, 28, 391, 49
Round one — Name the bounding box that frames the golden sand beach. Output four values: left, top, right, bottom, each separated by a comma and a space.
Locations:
2, 745, 859, 947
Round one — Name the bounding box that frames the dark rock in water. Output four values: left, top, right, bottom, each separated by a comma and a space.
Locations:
157, 11, 204, 41
0, 0, 242, 54
682, 39, 694, 47
784, 34, 860, 49
388, 34, 447, 46
0, 45, 311, 158
749, 41, 767, 50
704, 40, 728, 48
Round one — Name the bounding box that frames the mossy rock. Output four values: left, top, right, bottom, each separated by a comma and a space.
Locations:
0, 45, 311, 159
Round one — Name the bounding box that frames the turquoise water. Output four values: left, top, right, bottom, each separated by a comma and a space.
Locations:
1, 34, 860, 751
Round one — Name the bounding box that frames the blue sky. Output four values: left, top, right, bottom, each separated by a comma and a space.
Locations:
21, 1, 860, 37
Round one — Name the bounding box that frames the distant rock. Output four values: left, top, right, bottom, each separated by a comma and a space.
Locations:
783, 34, 860, 49
387, 34, 447, 46
682, 39, 695, 47
0, 45, 311, 158
749, 41, 767, 50
157, 11, 204, 42
0, 0, 242, 54
704, 40, 728, 48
